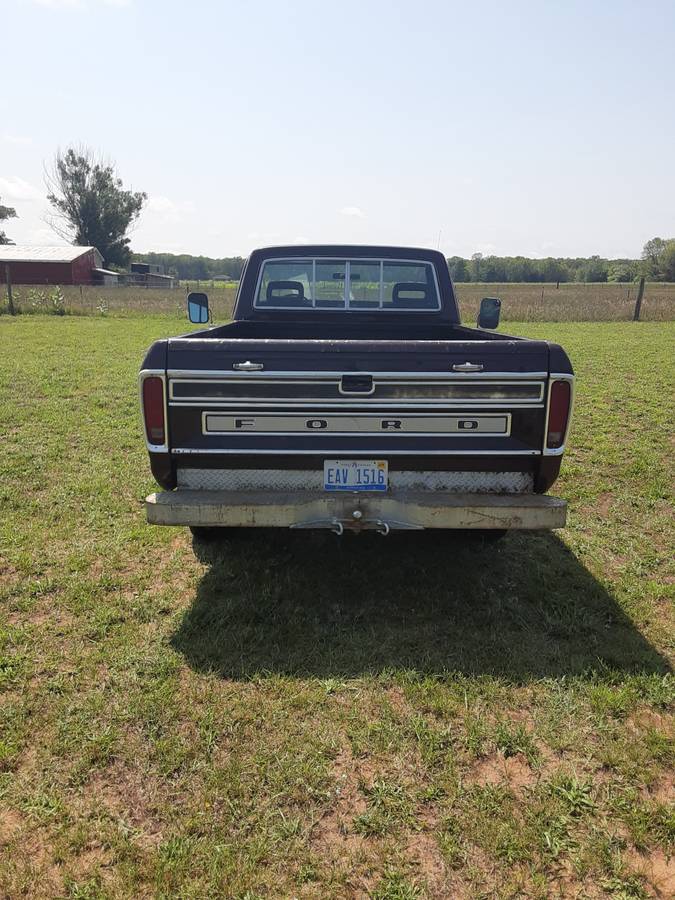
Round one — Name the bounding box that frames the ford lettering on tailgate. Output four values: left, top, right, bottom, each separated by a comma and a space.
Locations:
203, 414, 510, 435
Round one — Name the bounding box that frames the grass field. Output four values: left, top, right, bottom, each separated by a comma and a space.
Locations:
1, 317, 673, 898
2, 281, 675, 322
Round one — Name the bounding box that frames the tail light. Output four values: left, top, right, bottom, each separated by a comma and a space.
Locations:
142, 376, 166, 446
546, 380, 571, 449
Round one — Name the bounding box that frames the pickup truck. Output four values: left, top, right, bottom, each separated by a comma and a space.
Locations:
140, 245, 574, 536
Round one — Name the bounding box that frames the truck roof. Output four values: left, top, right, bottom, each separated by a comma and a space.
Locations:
251, 244, 447, 262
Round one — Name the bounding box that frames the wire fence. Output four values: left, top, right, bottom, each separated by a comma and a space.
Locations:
1, 280, 674, 321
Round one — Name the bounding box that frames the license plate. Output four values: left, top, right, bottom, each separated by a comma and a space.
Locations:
324, 459, 388, 492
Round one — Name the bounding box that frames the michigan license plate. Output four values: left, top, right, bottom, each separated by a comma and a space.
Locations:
324, 460, 388, 492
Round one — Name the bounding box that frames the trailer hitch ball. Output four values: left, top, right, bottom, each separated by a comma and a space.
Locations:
352, 510, 363, 520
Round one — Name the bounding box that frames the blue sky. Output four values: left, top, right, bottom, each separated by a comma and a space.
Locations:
2, 0, 674, 259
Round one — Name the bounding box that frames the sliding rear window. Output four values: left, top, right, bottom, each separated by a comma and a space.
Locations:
255, 258, 441, 311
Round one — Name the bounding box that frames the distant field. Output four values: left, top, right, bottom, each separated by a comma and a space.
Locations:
456, 281, 675, 323
2, 281, 674, 321
0, 316, 673, 898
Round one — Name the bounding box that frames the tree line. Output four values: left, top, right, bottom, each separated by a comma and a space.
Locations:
131, 252, 245, 281
135, 242, 675, 284
448, 240, 675, 283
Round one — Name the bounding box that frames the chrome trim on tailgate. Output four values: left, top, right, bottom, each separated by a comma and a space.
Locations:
168, 369, 548, 379
169, 374, 545, 406
201, 411, 511, 436
172, 447, 541, 456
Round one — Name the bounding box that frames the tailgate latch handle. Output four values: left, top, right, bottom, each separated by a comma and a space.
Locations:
233, 361, 264, 372
452, 361, 484, 372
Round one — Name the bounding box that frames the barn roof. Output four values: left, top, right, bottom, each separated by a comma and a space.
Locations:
0, 244, 99, 263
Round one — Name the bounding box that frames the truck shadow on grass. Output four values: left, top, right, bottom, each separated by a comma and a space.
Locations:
171, 530, 670, 681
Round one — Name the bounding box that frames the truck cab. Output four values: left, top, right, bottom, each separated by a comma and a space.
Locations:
140, 245, 573, 535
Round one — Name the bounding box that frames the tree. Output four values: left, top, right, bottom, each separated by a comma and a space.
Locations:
130, 251, 246, 281
659, 241, 675, 281
641, 237, 667, 275
470, 252, 483, 281
0, 197, 17, 245
447, 256, 468, 282
581, 255, 608, 283
46, 147, 147, 267
641, 236, 675, 280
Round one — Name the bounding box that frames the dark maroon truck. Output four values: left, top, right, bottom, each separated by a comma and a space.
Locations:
140, 245, 574, 536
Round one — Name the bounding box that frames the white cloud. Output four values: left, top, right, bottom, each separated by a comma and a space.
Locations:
339, 206, 365, 218
144, 194, 195, 228
0, 176, 42, 202
2, 134, 32, 146
146, 196, 177, 214
145, 195, 195, 223
292, 235, 310, 244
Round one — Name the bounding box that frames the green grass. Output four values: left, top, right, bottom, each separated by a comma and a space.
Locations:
0, 317, 673, 898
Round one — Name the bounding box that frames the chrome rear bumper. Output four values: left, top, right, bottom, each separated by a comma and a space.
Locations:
145, 489, 567, 532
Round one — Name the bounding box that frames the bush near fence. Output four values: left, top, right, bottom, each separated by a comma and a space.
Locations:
1, 281, 674, 321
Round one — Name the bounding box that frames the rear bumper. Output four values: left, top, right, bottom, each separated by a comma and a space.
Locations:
145, 489, 567, 532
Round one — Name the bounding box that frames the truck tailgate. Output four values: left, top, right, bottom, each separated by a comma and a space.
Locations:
164, 337, 549, 458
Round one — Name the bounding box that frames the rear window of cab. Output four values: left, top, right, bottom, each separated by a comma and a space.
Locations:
255, 258, 440, 311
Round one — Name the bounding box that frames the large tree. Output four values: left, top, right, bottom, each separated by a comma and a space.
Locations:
46, 147, 146, 267
0, 197, 17, 245
641, 236, 675, 280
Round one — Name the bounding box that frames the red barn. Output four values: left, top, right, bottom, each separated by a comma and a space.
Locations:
0, 245, 105, 285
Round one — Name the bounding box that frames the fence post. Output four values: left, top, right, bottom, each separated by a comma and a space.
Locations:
5, 264, 15, 315
633, 277, 645, 321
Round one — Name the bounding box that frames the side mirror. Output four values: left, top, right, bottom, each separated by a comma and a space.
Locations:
478, 297, 501, 329
187, 291, 209, 324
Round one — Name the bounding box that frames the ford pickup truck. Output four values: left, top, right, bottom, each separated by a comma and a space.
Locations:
140, 245, 574, 536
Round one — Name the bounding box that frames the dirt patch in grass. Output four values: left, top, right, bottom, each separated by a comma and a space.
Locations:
595, 492, 614, 517
385, 685, 411, 716
547, 863, 605, 900
629, 709, 675, 734
465, 752, 538, 791
625, 847, 675, 899
69, 845, 114, 881
84, 760, 166, 847
405, 830, 448, 895
8, 827, 65, 898
0, 808, 23, 845
642, 771, 675, 804
0, 561, 22, 591
311, 744, 369, 853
